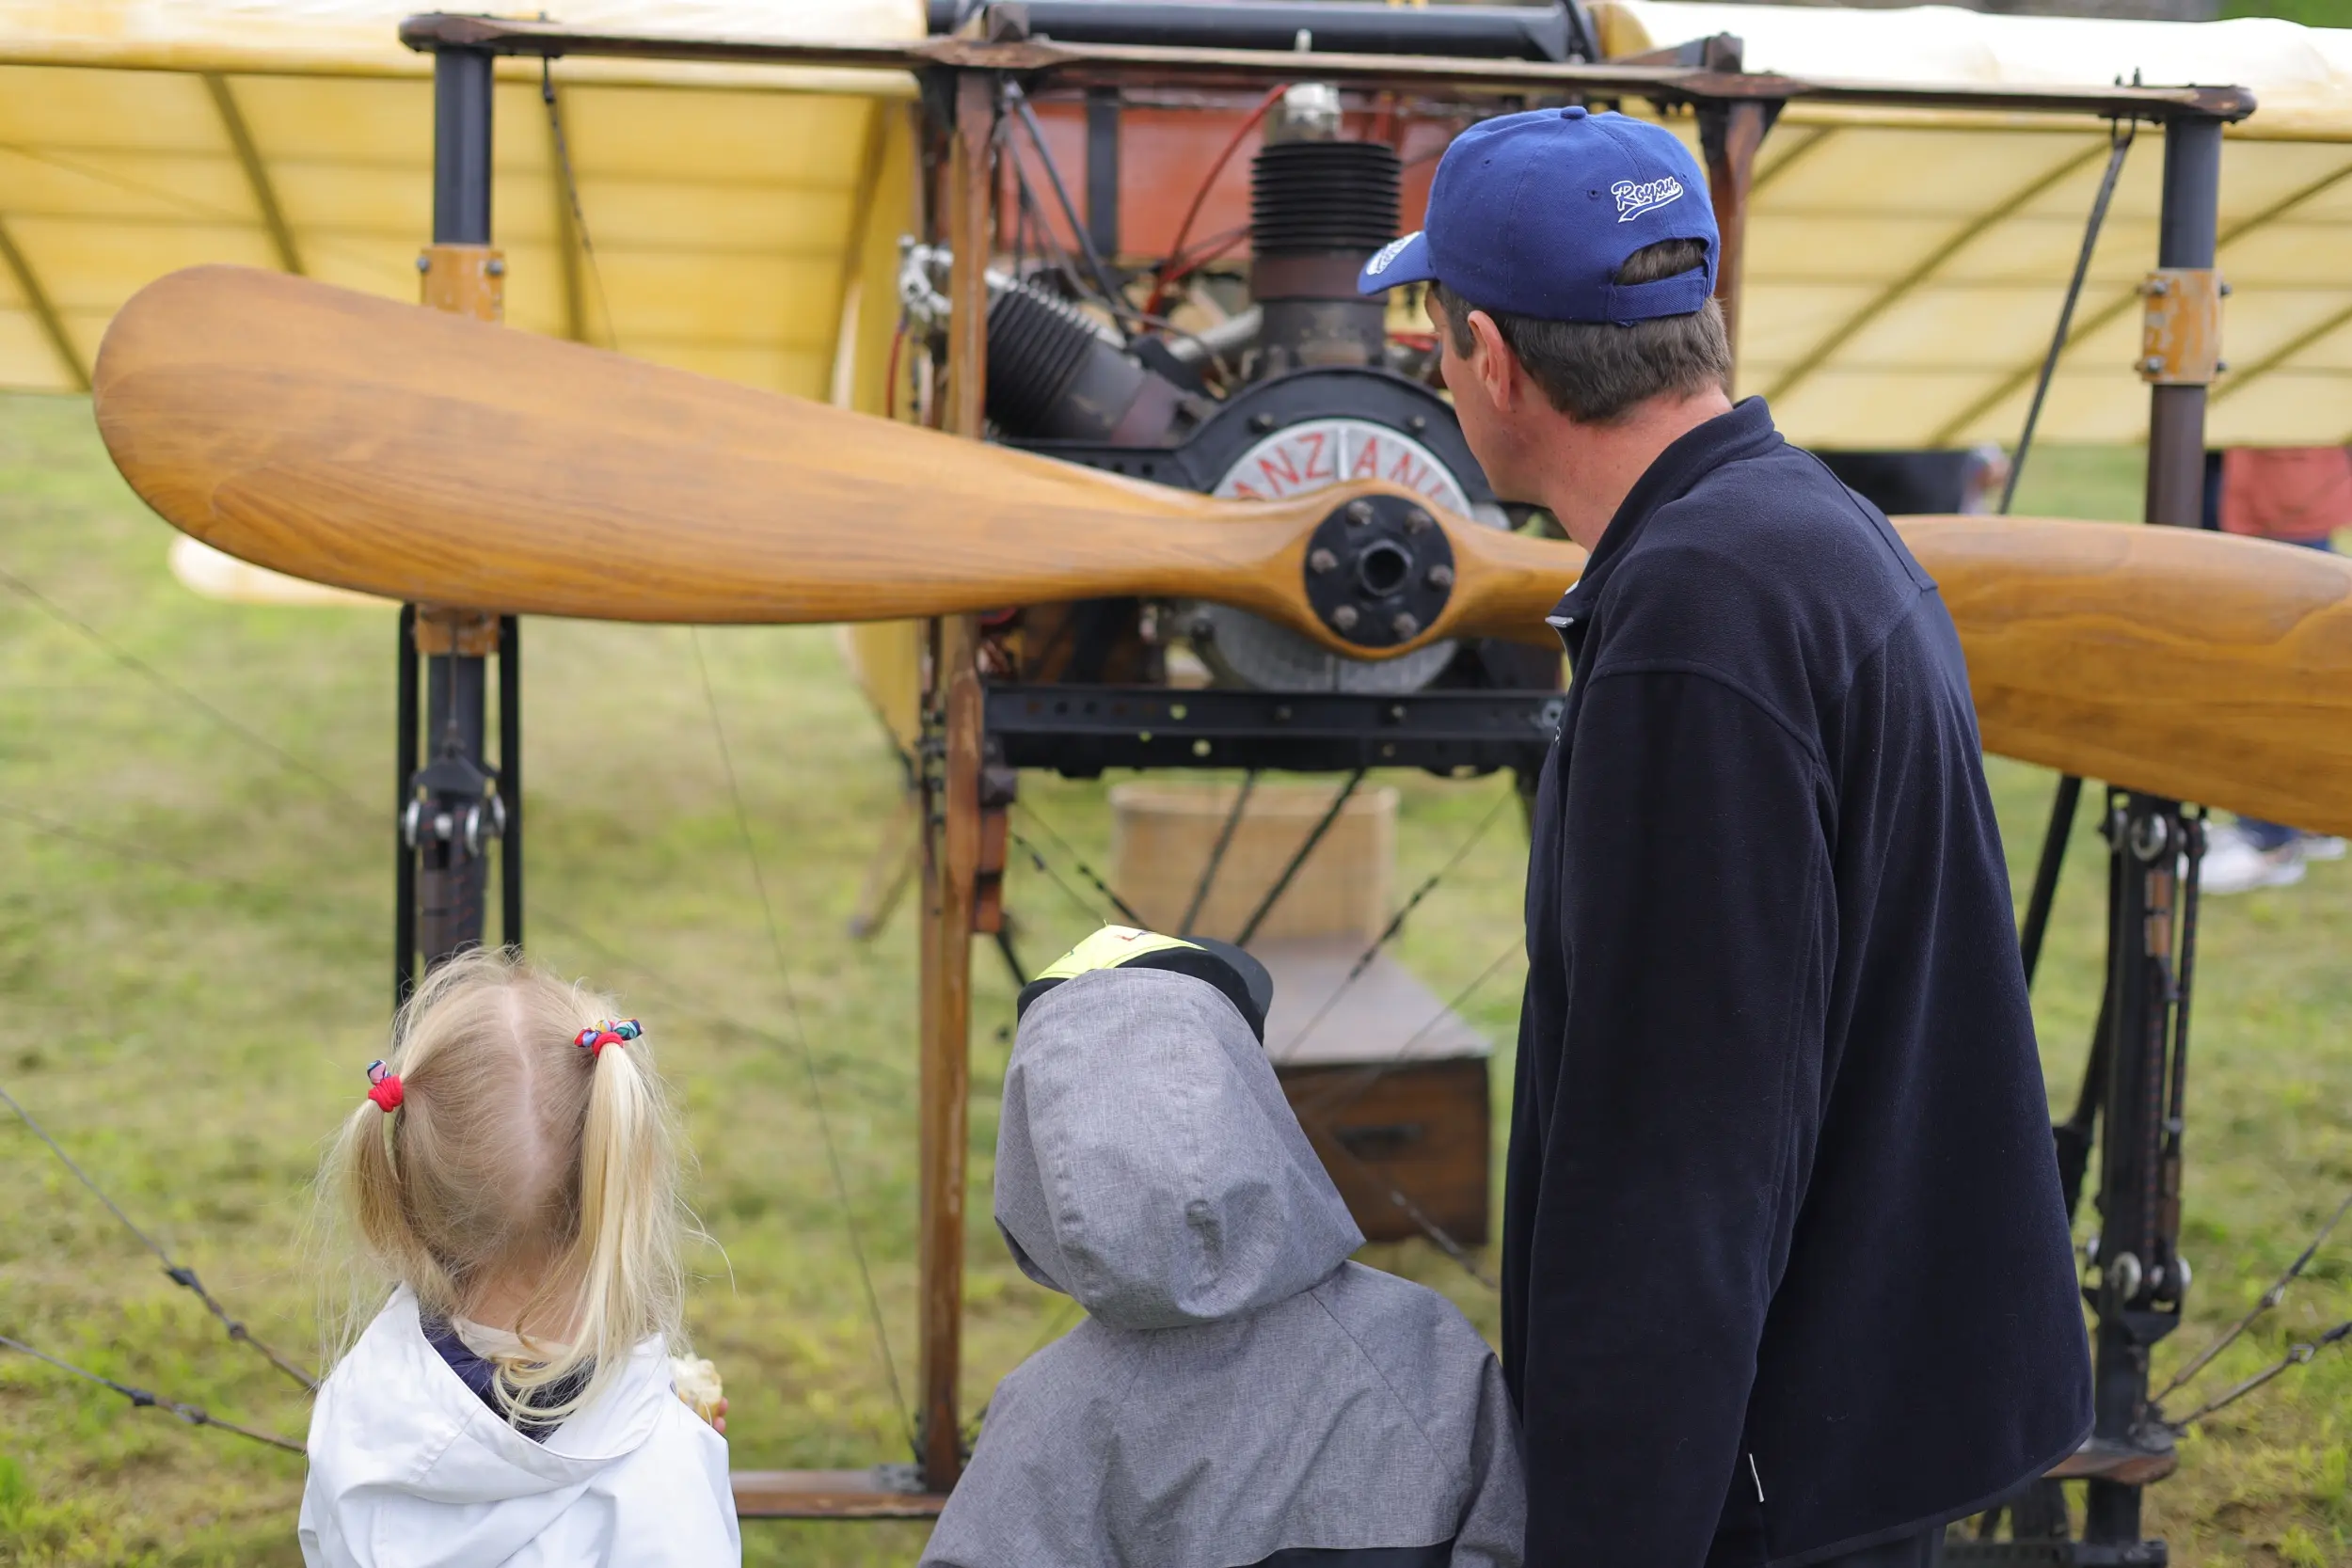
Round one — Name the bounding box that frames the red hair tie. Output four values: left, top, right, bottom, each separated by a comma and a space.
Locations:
575, 1019, 642, 1058
364, 1059, 404, 1113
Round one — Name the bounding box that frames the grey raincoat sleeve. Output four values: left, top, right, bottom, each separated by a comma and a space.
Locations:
1450, 1352, 1526, 1568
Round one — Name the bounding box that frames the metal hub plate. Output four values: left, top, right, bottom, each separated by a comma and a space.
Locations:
1195, 416, 1492, 691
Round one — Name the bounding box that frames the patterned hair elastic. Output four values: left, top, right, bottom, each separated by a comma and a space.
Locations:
365, 1059, 404, 1113
575, 1020, 642, 1057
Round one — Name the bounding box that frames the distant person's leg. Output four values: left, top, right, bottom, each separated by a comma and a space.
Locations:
2202, 817, 2308, 896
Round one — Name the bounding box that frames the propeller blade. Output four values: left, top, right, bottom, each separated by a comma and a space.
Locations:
93, 267, 2352, 836
93, 266, 1570, 656
1907, 515, 2352, 840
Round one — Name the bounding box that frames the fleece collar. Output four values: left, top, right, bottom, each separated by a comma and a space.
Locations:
1548, 397, 1784, 655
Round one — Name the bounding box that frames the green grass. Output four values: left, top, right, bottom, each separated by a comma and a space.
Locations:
2220, 0, 2352, 30
0, 404, 2346, 1563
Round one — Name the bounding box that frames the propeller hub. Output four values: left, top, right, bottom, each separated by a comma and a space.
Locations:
1303, 494, 1457, 650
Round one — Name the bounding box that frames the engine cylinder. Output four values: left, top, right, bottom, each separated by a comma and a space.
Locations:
983, 281, 1189, 443
1249, 140, 1402, 372
1250, 140, 1402, 255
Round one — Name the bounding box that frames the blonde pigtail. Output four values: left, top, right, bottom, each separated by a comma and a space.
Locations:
499, 1031, 685, 1426
314, 950, 691, 1432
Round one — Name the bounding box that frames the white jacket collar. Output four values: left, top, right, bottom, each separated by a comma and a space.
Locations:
301, 1287, 691, 1565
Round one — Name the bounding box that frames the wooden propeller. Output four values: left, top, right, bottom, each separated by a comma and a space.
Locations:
94, 266, 2352, 838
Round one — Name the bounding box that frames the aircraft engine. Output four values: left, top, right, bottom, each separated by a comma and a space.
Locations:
968, 88, 1538, 697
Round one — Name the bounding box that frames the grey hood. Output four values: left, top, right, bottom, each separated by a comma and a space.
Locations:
993, 967, 1365, 1330
930, 966, 1524, 1568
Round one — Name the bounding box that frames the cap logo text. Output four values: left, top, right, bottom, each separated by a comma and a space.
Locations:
1364, 233, 1419, 277
1611, 175, 1684, 222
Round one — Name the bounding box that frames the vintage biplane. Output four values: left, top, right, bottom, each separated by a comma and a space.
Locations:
20, 0, 2352, 1559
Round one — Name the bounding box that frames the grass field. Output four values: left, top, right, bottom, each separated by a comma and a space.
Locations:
1, 389, 2347, 1565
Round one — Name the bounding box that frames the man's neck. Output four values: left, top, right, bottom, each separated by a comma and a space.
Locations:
1536, 388, 1734, 551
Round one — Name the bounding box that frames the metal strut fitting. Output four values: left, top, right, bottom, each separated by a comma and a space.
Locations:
2076, 110, 2225, 1560
406, 608, 507, 965
398, 40, 514, 989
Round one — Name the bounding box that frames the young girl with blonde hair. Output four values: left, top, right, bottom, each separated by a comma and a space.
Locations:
300, 949, 738, 1567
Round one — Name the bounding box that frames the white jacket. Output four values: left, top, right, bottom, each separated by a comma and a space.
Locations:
299, 1288, 739, 1568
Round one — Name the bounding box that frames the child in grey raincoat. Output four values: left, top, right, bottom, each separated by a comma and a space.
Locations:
922, 927, 1524, 1568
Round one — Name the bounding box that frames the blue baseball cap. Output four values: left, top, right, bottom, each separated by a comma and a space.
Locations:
1358, 107, 1716, 325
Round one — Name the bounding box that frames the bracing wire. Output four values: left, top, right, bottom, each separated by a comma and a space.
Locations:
982, 879, 1520, 1309
543, 73, 915, 1450
542, 59, 621, 354
1178, 772, 1257, 936
0, 802, 208, 879
1289, 936, 1523, 1129
2002, 120, 2136, 1010
0, 562, 371, 818
1009, 825, 1124, 928
1003, 84, 1128, 324
689, 633, 916, 1453
1999, 117, 2137, 516
1001, 782, 1515, 1295
2156, 1181, 2352, 1409
1276, 784, 1517, 1062
0, 1080, 317, 1390
1009, 802, 1146, 927
1291, 937, 1524, 1296
1321, 1132, 1499, 1291
0, 800, 904, 1107
1233, 770, 1366, 949
0, 1334, 304, 1454
2163, 1318, 2352, 1433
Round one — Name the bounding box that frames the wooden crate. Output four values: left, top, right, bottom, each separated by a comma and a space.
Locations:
1259, 940, 1492, 1247
1278, 1056, 1490, 1246
1110, 780, 1396, 943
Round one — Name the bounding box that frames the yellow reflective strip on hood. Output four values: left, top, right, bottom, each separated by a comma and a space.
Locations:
1035, 925, 1201, 983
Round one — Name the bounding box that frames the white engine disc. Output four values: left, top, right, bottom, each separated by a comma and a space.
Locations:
1192, 417, 1501, 693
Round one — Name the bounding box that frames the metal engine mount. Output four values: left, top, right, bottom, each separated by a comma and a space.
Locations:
1303, 493, 1457, 651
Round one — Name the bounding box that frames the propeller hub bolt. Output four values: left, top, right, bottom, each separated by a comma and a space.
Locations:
1392, 612, 1420, 640
1405, 509, 1433, 533
1308, 547, 1340, 575
1426, 563, 1454, 589
1330, 605, 1360, 632
1344, 499, 1375, 526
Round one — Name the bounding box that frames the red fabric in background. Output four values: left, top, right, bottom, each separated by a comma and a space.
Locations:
2220, 447, 2352, 542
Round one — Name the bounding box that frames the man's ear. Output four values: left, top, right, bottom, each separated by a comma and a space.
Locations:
1464, 309, 1525, 413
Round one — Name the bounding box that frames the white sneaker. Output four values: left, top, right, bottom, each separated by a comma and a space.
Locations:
2303, 834, 2346, 863
2201, 822, 2307, 895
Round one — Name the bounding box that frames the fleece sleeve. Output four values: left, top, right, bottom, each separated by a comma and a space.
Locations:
1514, 669, 1834, 1567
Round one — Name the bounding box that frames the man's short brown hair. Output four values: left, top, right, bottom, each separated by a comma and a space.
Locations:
1430, 238, 1731, 424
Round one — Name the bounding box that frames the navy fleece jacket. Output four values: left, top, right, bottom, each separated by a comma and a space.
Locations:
1503, 398, 2091, 1566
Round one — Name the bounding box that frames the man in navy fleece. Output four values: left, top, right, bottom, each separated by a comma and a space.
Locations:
1359, 110, 2090, 1568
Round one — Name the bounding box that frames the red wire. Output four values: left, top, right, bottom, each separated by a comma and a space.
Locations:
1144, 86, 1286, 319
1157, 224, 1251, 294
